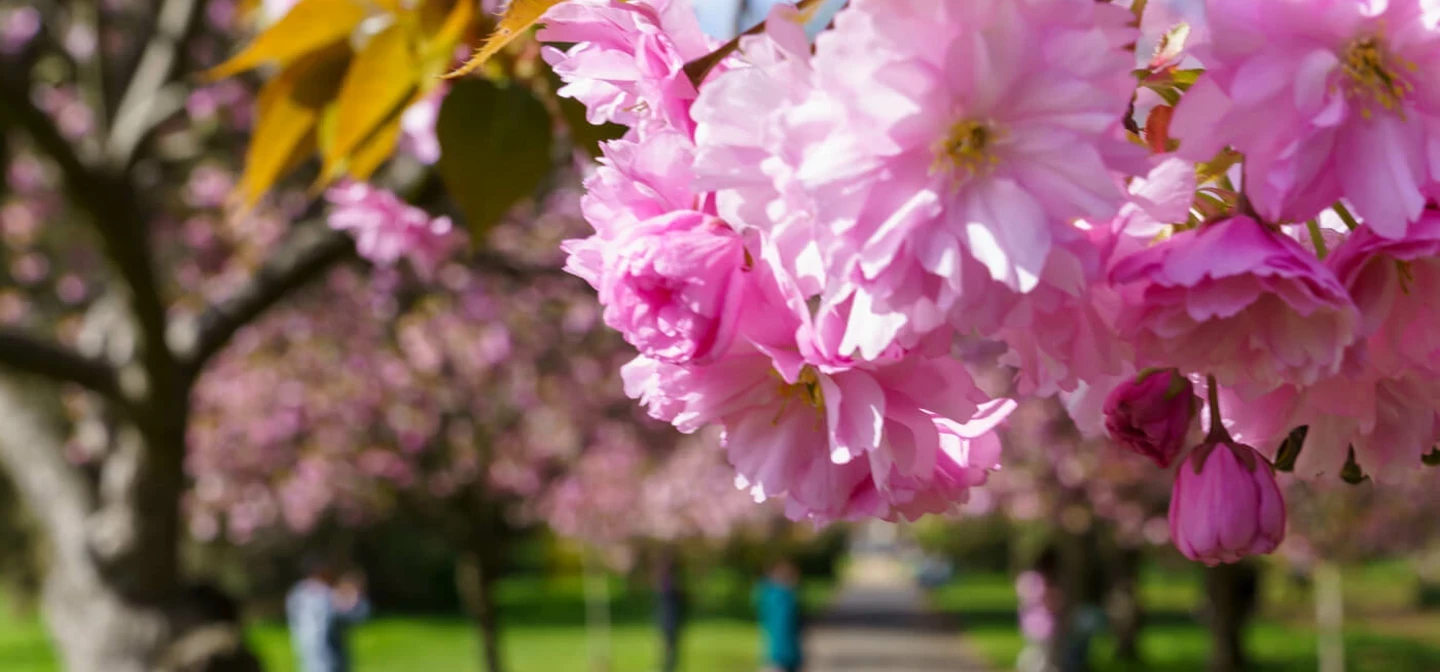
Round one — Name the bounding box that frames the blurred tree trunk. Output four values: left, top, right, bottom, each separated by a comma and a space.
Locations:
0, 376, 177, 672
458, 504, 507, 672
583, 552, 613, 672
1106, 546, 1144, 663
1413, 547, 1440, 609
1204, 561, 1259, 672
1314, 562, 1345, 672
1050, 521, 1103, 672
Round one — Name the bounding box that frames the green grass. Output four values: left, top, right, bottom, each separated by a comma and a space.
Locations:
0, 571, 832, 672
932, 565, 1440, 672
0, 598, 54, 672
247, 617, 761, 672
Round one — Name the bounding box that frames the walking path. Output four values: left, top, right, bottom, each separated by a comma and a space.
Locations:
806, 556, 994, 672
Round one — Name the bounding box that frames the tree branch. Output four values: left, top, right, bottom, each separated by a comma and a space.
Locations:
177, 225, 356, 374
0, 59, 173, 394
0, 62, 107, 206
0, 329, 123, 401
105, 0, 207, 169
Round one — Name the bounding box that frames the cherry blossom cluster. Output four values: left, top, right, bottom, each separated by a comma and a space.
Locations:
542, 0, 1440, 564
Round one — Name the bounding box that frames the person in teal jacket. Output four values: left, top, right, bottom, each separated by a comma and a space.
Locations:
754, 560, 804, 672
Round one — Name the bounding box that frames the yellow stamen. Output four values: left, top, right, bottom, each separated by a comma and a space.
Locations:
933, 119, 1002, 178
773, 366, 825, 426
1397, 259, 1415, 295
1341, 35, 1415, 118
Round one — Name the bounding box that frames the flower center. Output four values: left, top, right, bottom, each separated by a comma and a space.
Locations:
933, 119, 1001, 179
774, 366, 825, 425
1340, 35, 1416, 119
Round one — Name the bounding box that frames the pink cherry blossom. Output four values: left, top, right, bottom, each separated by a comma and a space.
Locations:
399, 85, 445, 165
565, 131, 699, 287
863, 398, 1015, 523
621, 321, 997, 523
1112, 215, 1359, 393
1326, 209, 1440, 376
1172, 0, 1440, 236
783, 0, 1139, 357
692, 5, 830, 296
1169, 439, 1286, 566
597, 210, 748, 364
1225, 348, 1440, 484
325, 182, 458, 273
994, 233, 1131, 395
540, 0, 714, 138
1103, 368, 1199, 468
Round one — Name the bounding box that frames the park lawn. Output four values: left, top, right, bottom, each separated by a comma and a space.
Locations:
248, 617, 761, 672
0, 571, 831, 672
933, 565, 1440, 672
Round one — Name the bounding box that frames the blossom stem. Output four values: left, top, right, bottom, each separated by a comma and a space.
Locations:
1205, 374, 1226, 441
1333, 202, 1361, 230
1306, 219, 1328, 259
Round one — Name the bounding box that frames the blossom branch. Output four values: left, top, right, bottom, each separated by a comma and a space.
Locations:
682, 0, 827, 87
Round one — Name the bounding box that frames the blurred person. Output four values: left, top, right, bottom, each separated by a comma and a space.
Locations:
286, 555, 371, 672
655, 551, 688, 672
754, 560, 804, 672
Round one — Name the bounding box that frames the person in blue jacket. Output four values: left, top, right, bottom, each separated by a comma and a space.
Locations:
286, 556, 370, 672
754, 560, 805, 672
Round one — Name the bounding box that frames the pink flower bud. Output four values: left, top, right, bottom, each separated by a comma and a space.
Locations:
1103, 369, 1197, 468
1168, 441, 1286, 566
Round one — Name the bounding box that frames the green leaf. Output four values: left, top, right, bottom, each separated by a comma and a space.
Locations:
1273, 426, 1307, 472
435, 78, 554, 239
554, 82, 625, 158
1423, 447, 1440, 467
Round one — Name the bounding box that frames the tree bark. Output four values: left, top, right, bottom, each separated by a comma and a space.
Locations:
1314, 562, 1345, 672
1106, 547, 1143, 663
583, 552, 613, 672
0, 376, 173, 672
1204, 561, 1259, 672
458, 545, 506, 672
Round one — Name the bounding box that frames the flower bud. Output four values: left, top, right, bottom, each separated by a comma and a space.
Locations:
1103, 369, 1198, 468
1168, 440, 1286, 566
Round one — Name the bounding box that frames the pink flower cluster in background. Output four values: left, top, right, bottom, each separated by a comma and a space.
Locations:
537, 0, 1440, 564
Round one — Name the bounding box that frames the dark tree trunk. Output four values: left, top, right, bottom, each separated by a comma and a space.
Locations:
458, 545, 506, 672
1204, 561, 1259, 672
1107, 547, 1144, 663
1049, 524, 1103, 672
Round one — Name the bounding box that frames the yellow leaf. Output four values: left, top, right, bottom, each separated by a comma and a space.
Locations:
446, 0, 561, 78
237, 44, 351, 205
321, 24, 419, 178
315, 87, 423, 186
419, 0, 476, 77
345, 113, 406, 180
206, 0, 370, 80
